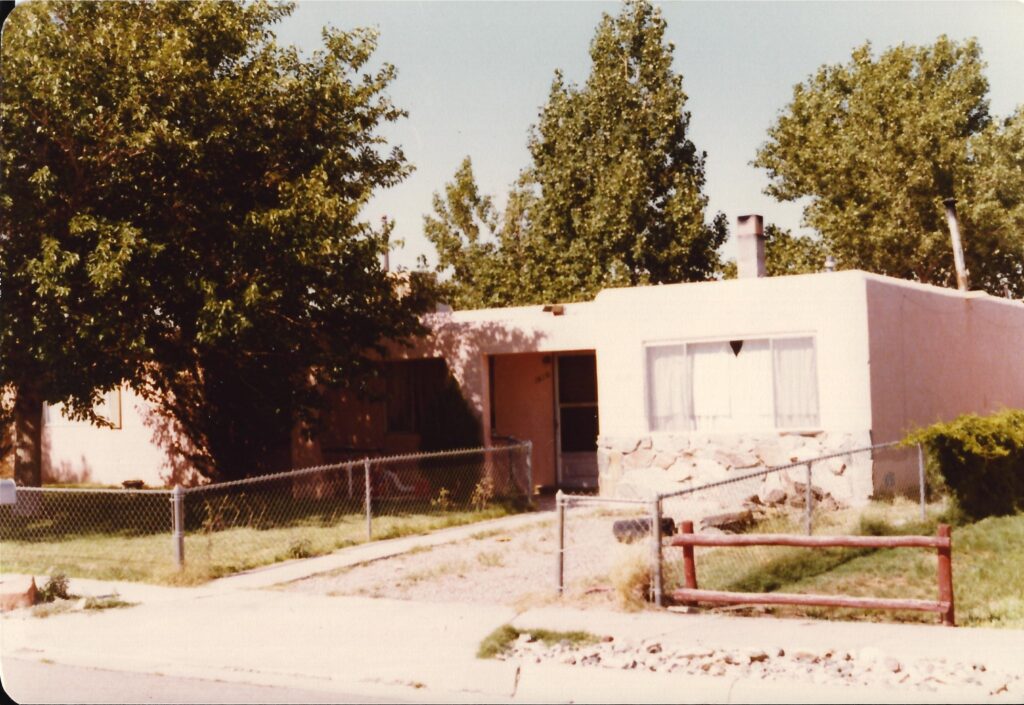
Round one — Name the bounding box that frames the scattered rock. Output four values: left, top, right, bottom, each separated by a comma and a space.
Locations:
498, 632, 1017, 698
700, 510, 755, 533
792, 650, 819, 664
763, 489, 787, 506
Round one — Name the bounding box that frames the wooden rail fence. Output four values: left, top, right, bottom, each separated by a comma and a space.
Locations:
670, 521, 955, 626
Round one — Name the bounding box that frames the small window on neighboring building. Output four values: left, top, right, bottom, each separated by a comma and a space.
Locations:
44, 388, 123, 430
385, 358, 448, 434
646, 336, 819, 432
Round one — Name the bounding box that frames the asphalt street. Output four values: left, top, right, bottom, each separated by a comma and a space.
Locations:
0, 657, 412, 705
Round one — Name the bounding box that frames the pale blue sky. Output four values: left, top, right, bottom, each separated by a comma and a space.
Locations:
274, 1, 1024, 269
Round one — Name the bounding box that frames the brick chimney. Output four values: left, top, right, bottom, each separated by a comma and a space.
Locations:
736, 214, 765, 279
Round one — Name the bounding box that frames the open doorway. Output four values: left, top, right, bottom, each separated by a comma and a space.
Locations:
489, 351, 600, 492
555, 353, 599, 491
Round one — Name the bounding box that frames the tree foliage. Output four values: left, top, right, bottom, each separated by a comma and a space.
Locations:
720, 224, 829, 279
425, 0, 726, 308
762, 225, 829, 277
1, 1, 428, 482
755, 36, 1024, 296
422, 158, 522, 310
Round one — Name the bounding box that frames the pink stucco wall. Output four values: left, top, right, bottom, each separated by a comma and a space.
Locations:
865, 276, 1024, 493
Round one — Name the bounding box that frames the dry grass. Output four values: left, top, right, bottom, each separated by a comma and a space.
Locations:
0, 506, 516, 585
663, 498, 1024, 628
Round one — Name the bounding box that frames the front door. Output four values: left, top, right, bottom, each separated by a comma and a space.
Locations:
555, 353, 599, 490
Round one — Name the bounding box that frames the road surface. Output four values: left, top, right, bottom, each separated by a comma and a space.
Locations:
0, 657, 411, 704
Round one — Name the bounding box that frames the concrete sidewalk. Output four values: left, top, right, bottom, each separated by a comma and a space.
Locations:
3, 507, 1023, 704
3, 582, 1023, 704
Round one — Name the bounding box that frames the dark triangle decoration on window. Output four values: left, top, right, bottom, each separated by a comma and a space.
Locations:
729, 340, 744, 356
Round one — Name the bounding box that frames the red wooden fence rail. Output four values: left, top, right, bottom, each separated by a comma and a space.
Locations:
670, 521, 955, 626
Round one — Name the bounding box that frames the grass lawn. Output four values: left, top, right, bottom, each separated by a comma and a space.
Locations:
663, 499, 1024, 628
477, 625, 601, 658
0, 506, 516, 585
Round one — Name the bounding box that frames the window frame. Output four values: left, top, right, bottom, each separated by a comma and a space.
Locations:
643, 333, 821, 434
43, 388, 123, 430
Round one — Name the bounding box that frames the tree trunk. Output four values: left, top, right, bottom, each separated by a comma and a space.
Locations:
13, 382, 43, 487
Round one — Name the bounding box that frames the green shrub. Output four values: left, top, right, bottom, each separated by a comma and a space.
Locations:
40, 572, 71, 602
905, 410, 1024, 520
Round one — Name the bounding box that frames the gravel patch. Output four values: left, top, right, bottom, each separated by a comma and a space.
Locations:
284, 507, 654, 607
499, 633, 1024, 698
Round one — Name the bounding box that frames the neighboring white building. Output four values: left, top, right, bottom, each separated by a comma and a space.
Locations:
41, 218, 1024, 503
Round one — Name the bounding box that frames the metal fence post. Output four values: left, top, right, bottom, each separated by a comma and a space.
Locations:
917, 443, 927, 521
804, 462, 813, 536
364, 458, 372, 542
556, 490, 565, 596
171, 485, 185, 568
651, 496, 664, 608
524, 440, 534, 506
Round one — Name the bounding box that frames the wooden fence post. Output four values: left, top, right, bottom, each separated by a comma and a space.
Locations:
680, 520, 697, 607
937, 524, 955, 626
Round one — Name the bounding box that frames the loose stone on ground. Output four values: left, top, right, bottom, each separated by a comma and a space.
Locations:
495, 635, 1024, 697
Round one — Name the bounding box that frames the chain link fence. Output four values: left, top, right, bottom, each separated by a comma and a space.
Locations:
0, 486, 175, 578
555, 495, 656, 602
557, 442, 933, 606
0, 441, 532, 582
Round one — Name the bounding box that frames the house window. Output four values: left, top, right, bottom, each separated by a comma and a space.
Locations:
44, 388, 123, 429
646, 336, 819, 432
385, 358, 447, 434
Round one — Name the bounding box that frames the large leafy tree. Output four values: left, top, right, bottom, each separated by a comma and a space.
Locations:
755, 36, 1024, 296
1, 1, 427, 483
425, 0, 726, 308
720, 224, 829, 279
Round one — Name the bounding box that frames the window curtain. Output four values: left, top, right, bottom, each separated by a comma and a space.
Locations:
772, 337, 820, 428
646, 345, 689, 431
688, 341, 732, 430
730, 339, 774, 430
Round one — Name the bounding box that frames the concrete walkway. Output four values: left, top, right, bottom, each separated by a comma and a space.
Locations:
3, 508, 1023, 704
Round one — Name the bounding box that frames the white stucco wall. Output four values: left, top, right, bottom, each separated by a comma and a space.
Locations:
43, 386, 174, 487
591, 271, 873, 437
43, 270, 1022, 501
415, 271, 880, 504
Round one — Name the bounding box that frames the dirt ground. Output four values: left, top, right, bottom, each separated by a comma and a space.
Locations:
282, 505, 660, 609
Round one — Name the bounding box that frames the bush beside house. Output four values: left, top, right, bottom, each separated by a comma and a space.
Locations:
907, 409, 1024, 519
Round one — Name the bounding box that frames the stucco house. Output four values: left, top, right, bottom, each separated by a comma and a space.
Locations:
41, 216, 1024, 504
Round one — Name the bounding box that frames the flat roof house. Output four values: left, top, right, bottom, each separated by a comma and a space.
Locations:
42, 218, 1024, 503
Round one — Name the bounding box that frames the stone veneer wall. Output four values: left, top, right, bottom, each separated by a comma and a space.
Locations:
597, 431, 875, 508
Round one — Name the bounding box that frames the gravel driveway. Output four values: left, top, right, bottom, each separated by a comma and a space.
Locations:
284, 506, 656, 608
